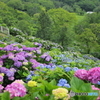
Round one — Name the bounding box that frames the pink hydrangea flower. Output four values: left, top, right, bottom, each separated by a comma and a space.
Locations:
74, 69, 88, 80
91, 85, 100, 90
0, 84, 4, 92
0, 75, 3, 82
92, 85, 100, 100
88, 67, 100, 84
5, 82, 26, 98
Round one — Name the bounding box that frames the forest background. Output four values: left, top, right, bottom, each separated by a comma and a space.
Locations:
0, 0, 100, 58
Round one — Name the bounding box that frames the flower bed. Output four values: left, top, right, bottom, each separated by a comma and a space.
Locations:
0, 41, 100, 100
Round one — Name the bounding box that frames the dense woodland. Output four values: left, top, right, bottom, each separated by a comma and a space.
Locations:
0, 0, 100, 58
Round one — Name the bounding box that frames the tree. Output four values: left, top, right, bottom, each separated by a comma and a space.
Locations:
36, 10, 53, 40
24, 3, 45, 16
7, 0, 24, 10
78, 28, 98, 54
89, 23, 100, 44
48, 8, 77, 47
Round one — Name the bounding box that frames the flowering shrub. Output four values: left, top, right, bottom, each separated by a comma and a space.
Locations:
0, 41, 100, 100
75, 67, 100, 84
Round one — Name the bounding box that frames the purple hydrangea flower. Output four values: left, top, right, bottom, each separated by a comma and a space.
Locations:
0, 59, 3, 67
45, 55, 52, 61
6, 70, 14, 77
1, 55, 8, 59
3, 45, 13, 51
0, 67, 8, 73
40, 53, 48, 58
30, 59, 41, 68
14, 61, 22, 67
8, 52, 14, 59
34, 42, 42, 47
13, 46, 20, 51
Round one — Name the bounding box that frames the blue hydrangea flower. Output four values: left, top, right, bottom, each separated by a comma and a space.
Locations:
58, 65, 64, 69
30, 71, 34, 76
63, 84, 70, 88
58, 78, 67, 85
97, 81, 100, 85
45, 65, 51, 69
26, 75, 32, 81
57, 83, 63, 86
65, 67, 71, 72
51, 65, 56, 69
72, 67, 79, 71
39, 64, 45, 68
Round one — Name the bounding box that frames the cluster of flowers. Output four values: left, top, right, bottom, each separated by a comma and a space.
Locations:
57, 79, 70, 88
39, 63, 79, 72
0, 42, 52, 81
0, 80, 26, 98
75, 67, 100, 84
52, 88, 70, 100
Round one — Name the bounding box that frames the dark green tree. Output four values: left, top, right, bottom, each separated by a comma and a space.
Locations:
36, 10, 53, 40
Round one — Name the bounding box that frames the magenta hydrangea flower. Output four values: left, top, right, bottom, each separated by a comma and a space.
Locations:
88, 67, 100, 84
74, 69, 88, 80
5, 82, 27, 98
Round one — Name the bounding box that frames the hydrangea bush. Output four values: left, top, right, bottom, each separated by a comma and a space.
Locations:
0, 41, 100, 100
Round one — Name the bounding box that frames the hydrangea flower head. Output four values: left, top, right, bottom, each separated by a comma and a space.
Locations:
28, 81, 37, 87
88, 67, 100, 84
74, 69, 88, 80
52, 88, 70, 100
65, 67, 71, 72
59, 79, 67, 85
5, 82, 26, 98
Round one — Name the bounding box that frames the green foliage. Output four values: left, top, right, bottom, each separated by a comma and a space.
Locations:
7, 0, 24, 10
0, 92, 10, 100
78, 28, 99, 54
70, 77, 98, 100
36, 10, 53, 40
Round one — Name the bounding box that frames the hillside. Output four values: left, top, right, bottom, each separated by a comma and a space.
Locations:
0, 0, 100, 58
